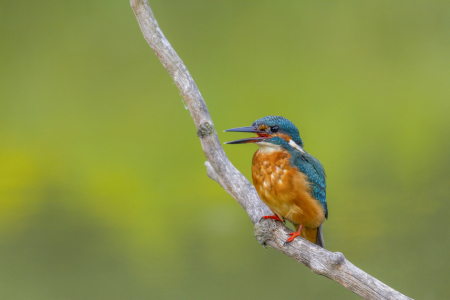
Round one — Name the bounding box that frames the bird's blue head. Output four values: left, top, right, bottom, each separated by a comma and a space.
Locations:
224, 116, 304, 148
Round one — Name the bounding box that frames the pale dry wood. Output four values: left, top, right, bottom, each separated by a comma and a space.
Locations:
130, 1, 413, 299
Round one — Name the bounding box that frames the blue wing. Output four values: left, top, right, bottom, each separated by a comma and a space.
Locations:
291, 151, 328, 219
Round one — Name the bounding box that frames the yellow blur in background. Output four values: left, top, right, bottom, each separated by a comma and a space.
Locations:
1, 1, 449, 299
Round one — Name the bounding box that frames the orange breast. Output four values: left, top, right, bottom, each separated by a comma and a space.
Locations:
252, 149, 325, 229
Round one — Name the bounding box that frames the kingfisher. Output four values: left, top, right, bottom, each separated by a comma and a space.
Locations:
225, 116, 327, 247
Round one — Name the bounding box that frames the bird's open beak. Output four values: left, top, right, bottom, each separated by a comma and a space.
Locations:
224, 126, 270, 144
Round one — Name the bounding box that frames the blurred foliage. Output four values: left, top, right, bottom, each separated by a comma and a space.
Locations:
1, 0, 450, 299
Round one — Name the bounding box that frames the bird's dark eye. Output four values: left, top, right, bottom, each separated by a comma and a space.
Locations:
271, 126, 279, 133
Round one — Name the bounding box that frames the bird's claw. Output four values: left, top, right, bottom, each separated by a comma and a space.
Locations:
283, 232, 302, 246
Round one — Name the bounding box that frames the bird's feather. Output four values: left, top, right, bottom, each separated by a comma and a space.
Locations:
315, 225, 325, 248
290, 149, 328, 219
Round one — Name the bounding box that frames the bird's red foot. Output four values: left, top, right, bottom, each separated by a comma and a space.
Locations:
286, 231, 302, 243
284, 224, 303, 245
260, 215, 283, 222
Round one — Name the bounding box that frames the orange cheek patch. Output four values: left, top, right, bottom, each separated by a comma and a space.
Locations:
273, 133, 291, 142
258, 125, 268, 131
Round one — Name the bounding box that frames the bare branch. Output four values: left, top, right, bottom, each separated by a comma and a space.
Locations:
129, 1, 413, 299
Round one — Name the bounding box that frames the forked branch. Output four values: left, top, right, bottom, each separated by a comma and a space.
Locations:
130, 1, 412, 299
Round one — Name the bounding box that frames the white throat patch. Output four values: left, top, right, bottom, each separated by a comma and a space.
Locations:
289, 139, 305, 153
256, 142, 282, 154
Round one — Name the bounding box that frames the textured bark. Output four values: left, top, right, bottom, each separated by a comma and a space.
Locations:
130, 1, 413, 299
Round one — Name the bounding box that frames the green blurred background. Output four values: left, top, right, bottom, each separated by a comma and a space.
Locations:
1, 0, 449, 299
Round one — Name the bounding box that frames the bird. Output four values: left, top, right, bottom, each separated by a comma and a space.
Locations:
224, 116, 327, 247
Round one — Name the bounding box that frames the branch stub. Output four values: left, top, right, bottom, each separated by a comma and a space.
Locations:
254, 219, 276, 248
197, 121, 214, 138
328, 252, 345, 267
